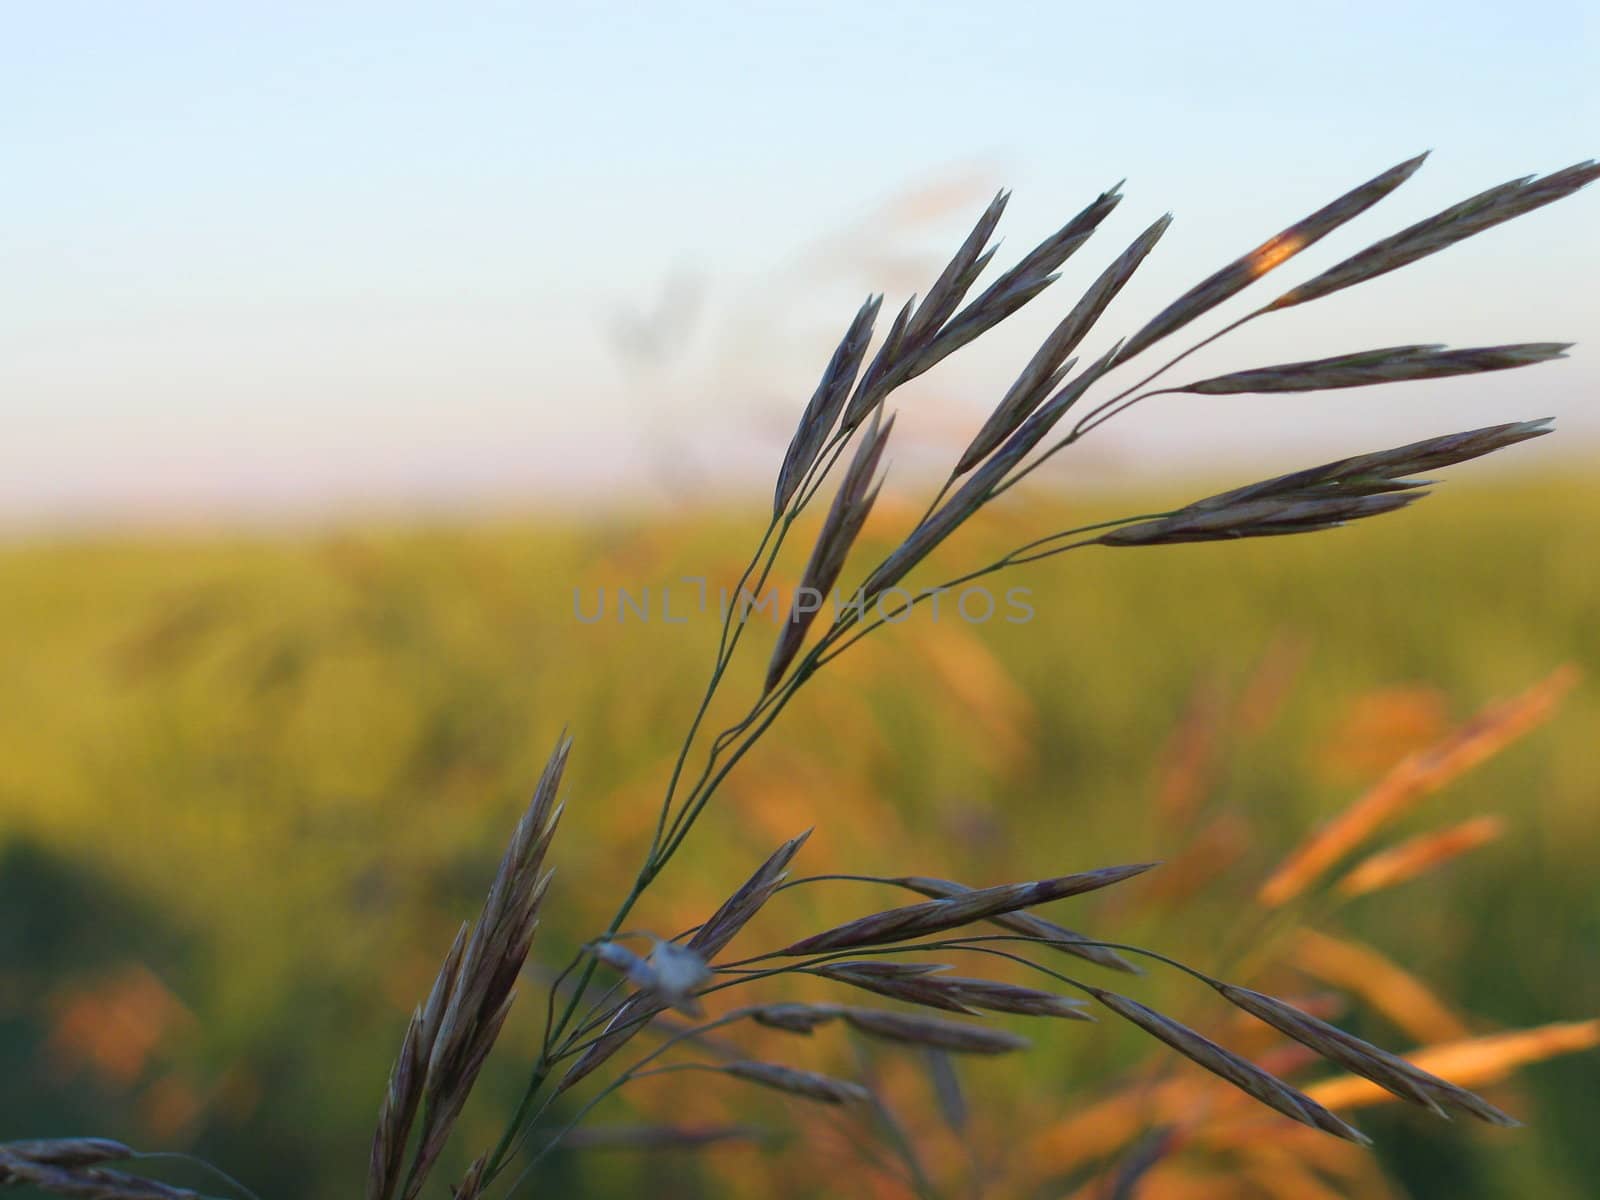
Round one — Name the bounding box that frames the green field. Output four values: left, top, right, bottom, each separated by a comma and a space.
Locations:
3, 472, 1597, 1199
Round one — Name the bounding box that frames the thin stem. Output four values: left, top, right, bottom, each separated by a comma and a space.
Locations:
1076, 311, 1258, 434
858, 1066, 941, 1200
815, 1108, 921, 1193
814, 543, 1086, 667
614, 1072, 926, 1196
819, 508, 1177, 663
490, 870, 662, 1180
778, 872, 902, 891
988, 311, 1262, 503
539, 953, 586, 1059
651, 429, 853, 863
507, 1008, 770, 1192
1002, 511, 1176, 558
1072, 386, 1180, 440
1001, 536, 1101, 567
555, 968, 803, 1065
498, 427, 871, 1180
646, 513, 782, 860
125, 1153, 262, 1200
912, 473, 957, 532
655, 660, 817, 865
715, 933, 1203, 986
795, 430, 857, 511
812, 504, 1174, 674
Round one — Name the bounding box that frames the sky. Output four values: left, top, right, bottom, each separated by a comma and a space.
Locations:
3, 1, 1596, 527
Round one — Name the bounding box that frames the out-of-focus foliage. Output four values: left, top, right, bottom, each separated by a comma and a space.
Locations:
1, 473, 1596, 1198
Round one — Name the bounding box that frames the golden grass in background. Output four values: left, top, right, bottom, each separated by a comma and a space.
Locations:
2, 471, 1597, 1197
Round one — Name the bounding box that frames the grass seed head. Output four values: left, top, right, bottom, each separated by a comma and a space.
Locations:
779, 863, 1157, 956
839, 1007, 1031, 1055
1213, 982, 1520, 1125
1116, 152, 1429, 362
722, 1061, 871, 1106
1086, 988, 1371, 1144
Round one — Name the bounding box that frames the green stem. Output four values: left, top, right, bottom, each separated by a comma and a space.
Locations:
646, 513, 782, 862
502, 1008, 767, 1194
495, 429, 864, 1181
990, 310, 1263, 502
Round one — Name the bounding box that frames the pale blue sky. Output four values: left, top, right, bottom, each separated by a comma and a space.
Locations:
3, 1, 1596, 525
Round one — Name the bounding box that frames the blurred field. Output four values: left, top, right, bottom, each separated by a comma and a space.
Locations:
2, 471, 1597, 1199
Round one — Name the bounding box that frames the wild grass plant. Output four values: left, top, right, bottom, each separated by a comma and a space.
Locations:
6, 152, 1598, 1199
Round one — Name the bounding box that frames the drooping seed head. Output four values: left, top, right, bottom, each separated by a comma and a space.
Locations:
1085, 987, 1370, 1144
1211, 981, 1519, 1125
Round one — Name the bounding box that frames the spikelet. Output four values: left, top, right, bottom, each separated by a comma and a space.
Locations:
778, 863, 1156, 956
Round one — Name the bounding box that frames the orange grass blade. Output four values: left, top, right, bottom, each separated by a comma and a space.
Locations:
1258, 665, 1577, 907
1336, 814, 1507, 898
